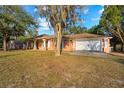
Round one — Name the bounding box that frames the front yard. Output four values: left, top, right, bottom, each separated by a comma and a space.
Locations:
0, 50, 124, 87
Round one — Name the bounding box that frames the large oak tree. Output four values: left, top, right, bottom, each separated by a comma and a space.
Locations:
38, 5, 84, 56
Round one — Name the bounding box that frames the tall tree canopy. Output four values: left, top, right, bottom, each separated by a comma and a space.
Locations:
87, 25, 104, 35
64, 26, 87, 34
38, 5, 84, 56
100, 6, 124, 44
0, 5, 37, 51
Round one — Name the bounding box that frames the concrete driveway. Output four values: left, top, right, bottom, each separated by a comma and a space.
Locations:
110, 52, 124, 57
69, 50, 111, 58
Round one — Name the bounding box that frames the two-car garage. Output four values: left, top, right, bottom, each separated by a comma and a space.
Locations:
75, 39, 102, 52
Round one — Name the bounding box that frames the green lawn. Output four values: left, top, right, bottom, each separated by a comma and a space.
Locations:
0, 50, 124, 88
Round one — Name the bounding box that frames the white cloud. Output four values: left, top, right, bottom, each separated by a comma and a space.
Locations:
98, 8, 104, 14
39, 26, 50, 31
100, 5, 104, 7
43, 6, 47, 11
38, 17, 50, 27
34, 7, 38, 12
39, 22, 49, 27
38, 17, 46, 22
39, 22, 51, 31
37, 17, 55, 35
83, 8, 89, 14
82, 19, 86, 23
38, 17, 51, 31
91, 17, 100, 21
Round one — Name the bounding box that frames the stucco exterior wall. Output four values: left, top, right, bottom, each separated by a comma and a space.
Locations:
47, 39, 55, 50
37, 40, 42, 50
103, 37, 111, 53
36, 37, 112, 53
62, 39, 73, 51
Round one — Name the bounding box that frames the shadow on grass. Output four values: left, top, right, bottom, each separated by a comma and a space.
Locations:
116, 59, 124, 65
112, 56, 124, 65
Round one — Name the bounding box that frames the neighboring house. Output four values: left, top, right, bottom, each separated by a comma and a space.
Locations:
8, 36, 22, 50
27, 33, 112, 53
8, 40, 24, 49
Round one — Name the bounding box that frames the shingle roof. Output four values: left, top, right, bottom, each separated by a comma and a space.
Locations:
63, 33, 103, 39
36, 33, 103, 40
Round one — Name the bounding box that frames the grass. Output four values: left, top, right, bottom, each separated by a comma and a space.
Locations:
0, 50, 124, 88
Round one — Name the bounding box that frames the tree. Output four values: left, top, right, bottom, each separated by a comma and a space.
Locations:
33, 7, 39, 50
38, 5, 84, 56
0, 5, 37, 51
65, 26, 87, 34
87, 25, 104, 35
0, 32, 3, 48
100, 6, 124, 48
17, 30, 35, 43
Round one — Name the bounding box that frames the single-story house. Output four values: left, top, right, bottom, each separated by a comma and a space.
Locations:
26, 33, 112, 53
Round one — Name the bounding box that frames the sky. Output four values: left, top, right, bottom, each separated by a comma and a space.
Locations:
22, 5, 104, 35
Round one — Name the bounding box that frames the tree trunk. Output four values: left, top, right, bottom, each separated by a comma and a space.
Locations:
55, 23, 62, 56
113, 43, 116, 51
123, 44, 124, 52
117, 26, 124, 44
33, 39, 37, 50
3, 36, 7, 51
121, 43, 123, 52
26, 41, 29, 50
122, 43, 124, 52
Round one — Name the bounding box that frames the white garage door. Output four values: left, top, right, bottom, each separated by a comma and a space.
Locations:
75, 39, 101, 51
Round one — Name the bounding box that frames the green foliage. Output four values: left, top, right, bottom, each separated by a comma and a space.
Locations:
16, 29, 35, 43
0, 5, 37, 50
65, 26, 87, 34
38, 6, 85, 55
87, 25, 104, 35
17, 35, 26, 43
0, 5, 37, 37
0, 32, 3, 48
100, 6, 122, 28
100, 5, 124, 43
38, 6, 84, 32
